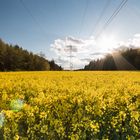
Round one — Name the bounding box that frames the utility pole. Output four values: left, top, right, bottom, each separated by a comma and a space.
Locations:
65, 38, 76, 70
65, 45, 73, 71
69, 45, 73, 71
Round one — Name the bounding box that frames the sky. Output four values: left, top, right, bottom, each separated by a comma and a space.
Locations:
0, 0, 140, 69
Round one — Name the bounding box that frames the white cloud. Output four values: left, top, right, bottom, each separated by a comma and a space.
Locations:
134, 34, 140, 38
119, 34, 140, 48
51, 36, 96, 55
50, 34, 140, 69
50, 36, 97, 69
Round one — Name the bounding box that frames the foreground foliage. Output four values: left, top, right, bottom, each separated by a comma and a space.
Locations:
0, 71, 140, 139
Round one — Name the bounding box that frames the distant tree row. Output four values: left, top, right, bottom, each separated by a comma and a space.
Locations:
49, 60, 63, 71
0, 39, 62, 71
84, 47, 140, 70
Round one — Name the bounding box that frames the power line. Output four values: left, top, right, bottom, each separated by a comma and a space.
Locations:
79, 0, 89, 36
19, 0, 49, 38
89, 0, 112, 37
95, 0, 128, 39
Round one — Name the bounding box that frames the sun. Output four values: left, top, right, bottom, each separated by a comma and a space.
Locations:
97, 35, 118, 52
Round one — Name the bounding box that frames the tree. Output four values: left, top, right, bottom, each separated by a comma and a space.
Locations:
84, 47, 140, 70
0, 39, 60, 71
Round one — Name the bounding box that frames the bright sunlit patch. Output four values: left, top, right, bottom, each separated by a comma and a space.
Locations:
0, 112, 5, 128
97, 35, 118, 52
10, 99, 24, 112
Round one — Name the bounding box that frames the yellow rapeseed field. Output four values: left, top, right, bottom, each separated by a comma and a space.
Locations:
0, 71, 140, 139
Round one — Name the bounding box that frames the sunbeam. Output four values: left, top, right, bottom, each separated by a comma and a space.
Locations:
112, 52, 137, 70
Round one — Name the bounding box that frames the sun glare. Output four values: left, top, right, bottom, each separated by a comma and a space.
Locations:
97, 35, 118, 52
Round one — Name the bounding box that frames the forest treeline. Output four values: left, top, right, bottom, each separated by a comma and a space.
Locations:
84, 47, 140, 70
0, 39, 62, 71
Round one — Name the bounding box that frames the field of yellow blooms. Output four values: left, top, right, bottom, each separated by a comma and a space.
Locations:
0, 71, 140, 139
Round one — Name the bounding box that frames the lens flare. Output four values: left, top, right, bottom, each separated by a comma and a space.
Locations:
0, 112, 5, 128
97, 35, 118, 52
10, 99, 24, 112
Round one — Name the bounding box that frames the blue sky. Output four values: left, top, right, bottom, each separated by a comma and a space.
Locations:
0, 0, 140, 69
